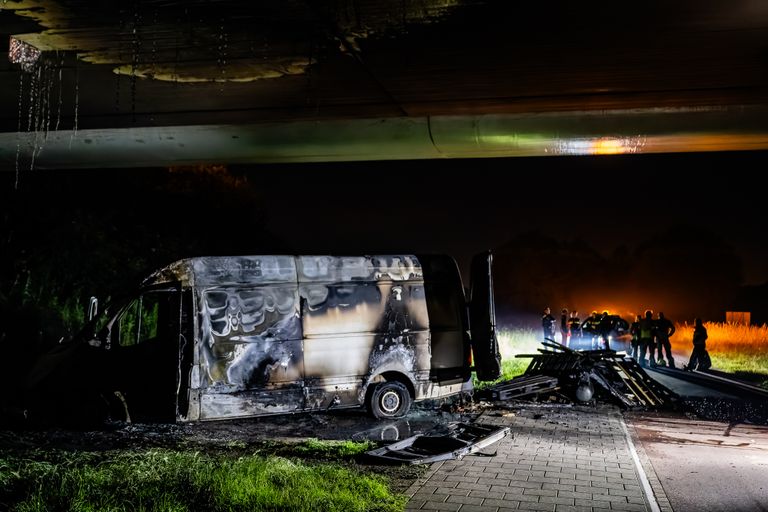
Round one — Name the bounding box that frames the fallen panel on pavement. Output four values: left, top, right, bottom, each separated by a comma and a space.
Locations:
365, 422, 510, 465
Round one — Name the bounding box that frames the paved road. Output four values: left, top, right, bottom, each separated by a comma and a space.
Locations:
406, 404, 666, 512
643, 369, 739, 399
626, 412, 768, 512
404, 404, 768, 512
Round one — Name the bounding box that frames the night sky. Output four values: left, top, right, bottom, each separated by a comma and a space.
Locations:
235, 150, 768, 285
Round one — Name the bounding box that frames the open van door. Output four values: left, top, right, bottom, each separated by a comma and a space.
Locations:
469, 251, 501, 381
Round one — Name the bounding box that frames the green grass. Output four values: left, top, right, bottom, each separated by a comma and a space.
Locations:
0, 446, 406, 512
708, 353, 768, 375
476, 324, 768, 391
675, 322, 768, 389
707, 354, 768, 390
287, 438, 375, 458
474, 327, 541, 389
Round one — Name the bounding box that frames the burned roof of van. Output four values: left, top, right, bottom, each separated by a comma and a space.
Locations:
142, 255, 426, 287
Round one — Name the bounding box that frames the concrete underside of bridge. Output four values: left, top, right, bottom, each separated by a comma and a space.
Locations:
1, 0, 767, 169
2, 106, 768, 169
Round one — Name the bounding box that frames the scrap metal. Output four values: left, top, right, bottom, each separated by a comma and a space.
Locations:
488, 374, 560, 401
511, 340, 678, 409
365, 422, 510, 465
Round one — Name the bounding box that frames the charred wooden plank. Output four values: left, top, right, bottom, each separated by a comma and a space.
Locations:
489, 375, 559, 401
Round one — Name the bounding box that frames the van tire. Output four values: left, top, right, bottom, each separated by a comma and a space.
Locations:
369, 381, 412, 419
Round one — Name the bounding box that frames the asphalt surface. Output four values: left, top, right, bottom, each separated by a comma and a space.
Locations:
603, 353, 768, 512
402, 343, 768, 512
403, 396, 768, 512
626, 412, 768, 512
643, 369, 739, 399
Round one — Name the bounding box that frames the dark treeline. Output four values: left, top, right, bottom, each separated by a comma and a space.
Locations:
0, 166, 279, 397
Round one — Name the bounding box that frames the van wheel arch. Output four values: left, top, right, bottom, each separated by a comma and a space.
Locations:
366, 372, 414, 419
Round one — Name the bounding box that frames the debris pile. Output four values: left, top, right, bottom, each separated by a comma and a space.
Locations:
491, 341, 677, 409
488, 374, 559, 401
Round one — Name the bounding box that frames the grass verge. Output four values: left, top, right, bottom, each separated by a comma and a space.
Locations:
675, 322, 768, 389
476, 324, 768, 391
474, 327, 542, 389
0, 443, 407, 512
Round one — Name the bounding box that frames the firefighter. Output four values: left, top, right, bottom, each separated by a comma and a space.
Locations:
655, 311, 676, 368
685, 317, 709, 371
629, 314, 641, 359
597, 311, 613, 350
560, 308, 570, 347
542, 307, 556, 344
637, 309, 656, 367
568, 310, 582, 348
581, 311, 601, 349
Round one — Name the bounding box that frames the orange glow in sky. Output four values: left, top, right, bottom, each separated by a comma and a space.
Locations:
591, 138, 626, 155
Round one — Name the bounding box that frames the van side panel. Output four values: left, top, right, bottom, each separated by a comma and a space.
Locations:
189, 256, 304, 420
297, 255, 466, 409
171, 255, 471, 421
301, 279, 431, 408
197, 284, 304, 419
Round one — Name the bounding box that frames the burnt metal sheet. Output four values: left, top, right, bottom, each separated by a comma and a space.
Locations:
298, 255, 423, 282
176, 254, 460, 420
147, 254, 423, 287
469, 251, 501, 381
200, 387, 305, 419
489, 374, 560, 401
517, 341, 678, 409
303, 332, 428, 385
143, 256, 297, 287
301, 282, 429, 336
365, 422, 510, 465
198, 285, 302, 389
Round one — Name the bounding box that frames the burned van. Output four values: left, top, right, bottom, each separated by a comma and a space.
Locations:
25, 253, 500, 424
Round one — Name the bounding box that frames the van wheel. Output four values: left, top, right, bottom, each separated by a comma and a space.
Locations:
369, 381, 412, 419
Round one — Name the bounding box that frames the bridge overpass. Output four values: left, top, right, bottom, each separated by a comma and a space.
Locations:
1, 0, 767, 169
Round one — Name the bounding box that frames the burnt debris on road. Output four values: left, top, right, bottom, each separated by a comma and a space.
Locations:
484, 340, 678, 410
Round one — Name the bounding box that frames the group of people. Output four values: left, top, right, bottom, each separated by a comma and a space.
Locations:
541, 307, 626, 351
628, 310, 676, 368
541, 307, 711, 371
627, 310, 711, 371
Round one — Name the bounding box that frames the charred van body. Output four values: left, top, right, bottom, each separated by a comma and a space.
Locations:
24, 253, 501, 424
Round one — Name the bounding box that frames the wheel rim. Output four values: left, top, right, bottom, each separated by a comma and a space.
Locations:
380, 389, 401, 414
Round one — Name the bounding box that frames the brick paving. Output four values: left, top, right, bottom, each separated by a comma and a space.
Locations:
404, 404, 669, 512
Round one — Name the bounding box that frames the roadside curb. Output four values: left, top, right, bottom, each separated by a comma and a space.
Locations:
623, 414, 674, 512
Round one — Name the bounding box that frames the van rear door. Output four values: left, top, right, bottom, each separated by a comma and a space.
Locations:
469, 251, 501, 381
